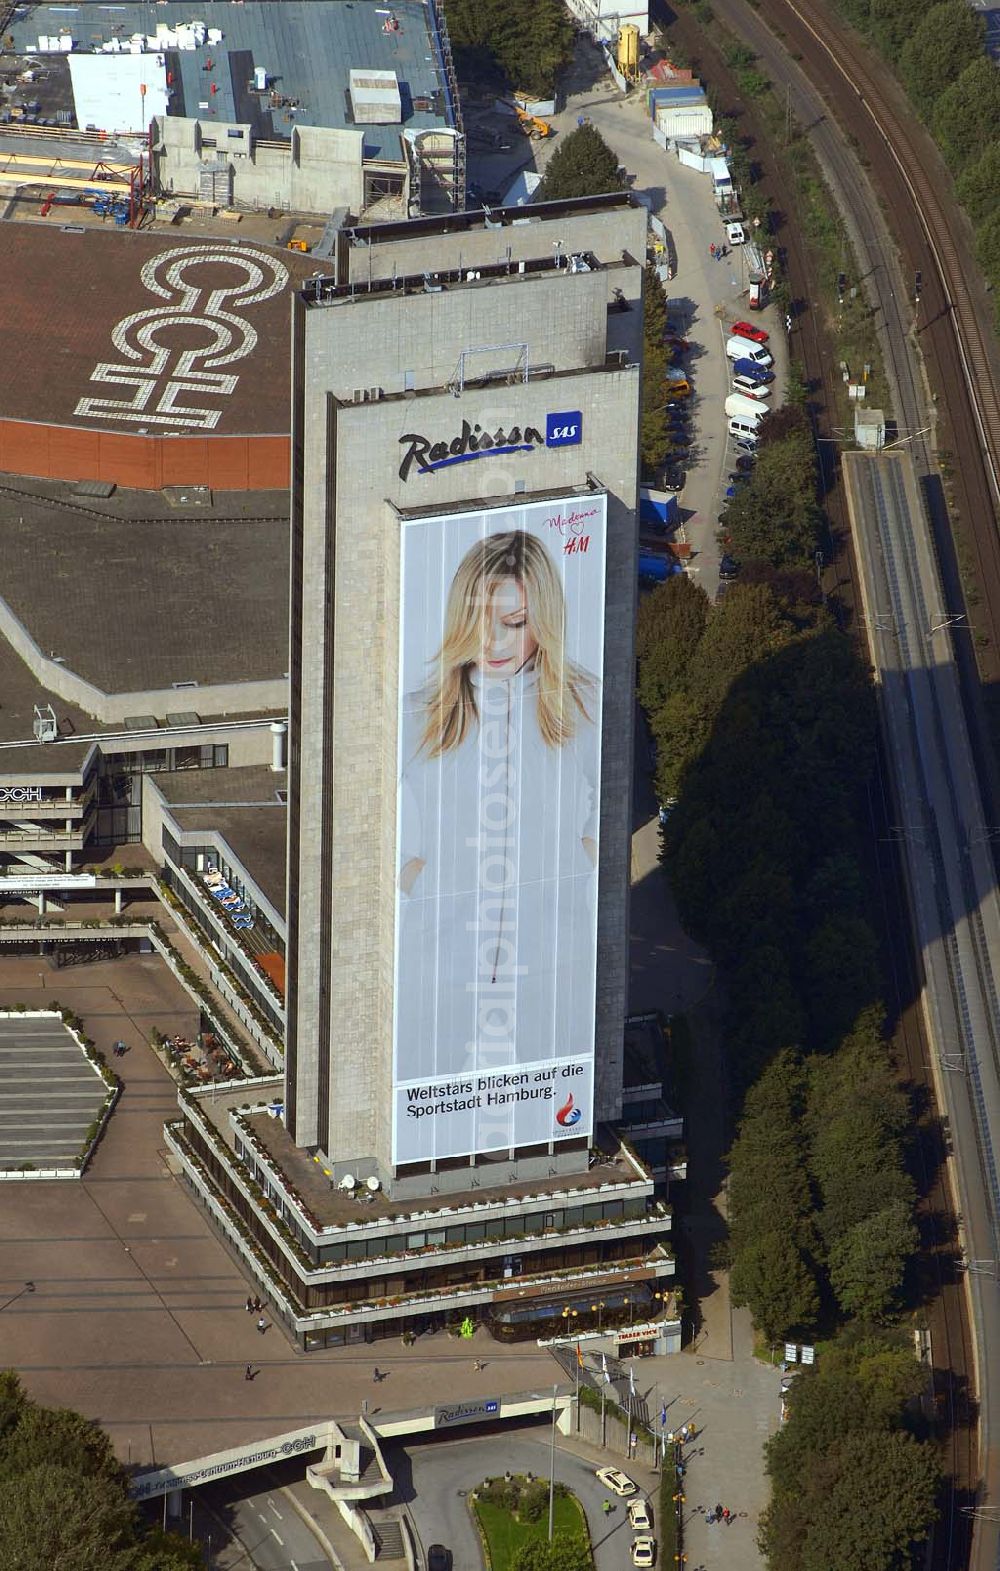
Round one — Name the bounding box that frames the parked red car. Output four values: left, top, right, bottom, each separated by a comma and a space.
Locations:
732, 320, 769, 345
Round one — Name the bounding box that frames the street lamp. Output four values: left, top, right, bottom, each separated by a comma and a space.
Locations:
590, 1300, 606, 1331
547, 1383, 558, 1542
0, 1281, 35, 1313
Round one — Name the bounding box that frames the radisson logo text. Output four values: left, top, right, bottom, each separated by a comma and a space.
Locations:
397, 411, 583, 482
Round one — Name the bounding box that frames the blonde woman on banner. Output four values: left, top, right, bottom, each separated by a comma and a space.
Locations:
396, 522, 603, 1119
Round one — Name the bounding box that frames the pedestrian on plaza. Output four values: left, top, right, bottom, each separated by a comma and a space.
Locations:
473, 1359, 484, 1371
705, 1512, 715, 1526
253, 1296, 262, 1313
257, 1316, 268, 1334
723, 1507, 731, 1524
709, 243, 716, 258
603, 1500, 611, 1516
245, 1296, 253, 1314
373, 1366, 382, 1382
245, 1364, 254, 1381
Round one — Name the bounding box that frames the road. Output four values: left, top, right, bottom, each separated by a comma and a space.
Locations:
201, 1464, 334, 1571
387, 1431, 654, 1571
525, 35, 789, 601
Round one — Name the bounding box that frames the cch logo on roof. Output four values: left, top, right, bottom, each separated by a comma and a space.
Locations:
397, 411, 583, 482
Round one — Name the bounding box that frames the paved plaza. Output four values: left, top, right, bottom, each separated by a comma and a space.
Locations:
0, 951, 554, 1473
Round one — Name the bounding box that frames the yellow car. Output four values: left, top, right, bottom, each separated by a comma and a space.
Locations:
664, 381, 690, 402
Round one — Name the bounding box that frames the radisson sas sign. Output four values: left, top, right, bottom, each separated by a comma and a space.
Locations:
398, 411, 582, 482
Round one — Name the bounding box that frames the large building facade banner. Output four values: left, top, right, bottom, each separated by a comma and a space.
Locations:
392, 494, 608, 1164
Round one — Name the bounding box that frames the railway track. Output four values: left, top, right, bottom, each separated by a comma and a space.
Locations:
658, 6, 982, 1564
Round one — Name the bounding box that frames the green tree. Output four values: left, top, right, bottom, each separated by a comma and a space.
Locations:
510, 1535, 593, 1571
800, 1430, 938, 1571
0, 1374, 198, 1571
828, 1200, 918, 1319
444, 0, 573, 95
538, 123, 623, 201
640, 264, 669, 475
635, 574, 709, 715
932, 57, 1000, 171
974, 209, 1000, 299
729, 1229, 819, 1340
721, 430, 820, 570
803, 912, 881, 1048
898, 2, 983, 108
956, 142, 1000, 224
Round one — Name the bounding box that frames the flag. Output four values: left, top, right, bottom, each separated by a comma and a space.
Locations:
629, 1366, 636, 1397
576, 1343, 584, 1368
660, 1402, 667, 1429
602, 1353, 611, 1385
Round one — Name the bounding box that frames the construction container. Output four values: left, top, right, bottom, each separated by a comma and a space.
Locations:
655, 100, 713, 138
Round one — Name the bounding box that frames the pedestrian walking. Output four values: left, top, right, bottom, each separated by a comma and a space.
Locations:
245, 1296, 253, 1314
715, 1503, 723, 1522
257, 1316, 267, 1334
244, 1364, 254, 1381
723, 1507, 731, 1524
603, 1500, 611, 1516
705, 1512, 715, 1526
253, 1296, 262, 1314
709, 243, 716, 258
373, 1366, 382, 1382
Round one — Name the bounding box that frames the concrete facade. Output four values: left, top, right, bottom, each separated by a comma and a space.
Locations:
287, 197, 647, 1178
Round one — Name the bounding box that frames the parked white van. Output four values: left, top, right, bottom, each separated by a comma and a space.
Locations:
732, 374, 771, 399
725, 336, 773, 367
725, 392, 768, 423
728, 417, 760, 444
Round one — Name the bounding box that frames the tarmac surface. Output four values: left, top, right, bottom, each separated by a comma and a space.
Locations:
529, 36, 788, 602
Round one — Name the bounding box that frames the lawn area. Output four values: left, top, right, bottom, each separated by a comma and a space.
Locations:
473, 1482, 592, 1571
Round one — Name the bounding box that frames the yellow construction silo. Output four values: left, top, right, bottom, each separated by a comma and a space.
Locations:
617, 24, 640, 80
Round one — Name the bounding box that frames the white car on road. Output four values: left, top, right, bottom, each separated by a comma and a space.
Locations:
631, 1537, 656, 1567
595, 1466, 637, 1497
628, 1497, 653, 1531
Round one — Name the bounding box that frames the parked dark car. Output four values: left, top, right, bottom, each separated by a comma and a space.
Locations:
427, 1548, 452, 1571
719, 553, 740, 580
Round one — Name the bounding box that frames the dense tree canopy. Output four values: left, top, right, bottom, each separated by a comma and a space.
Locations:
762, 1335, 939, 1571
0, 1373, 199, 1571
932, 57, 1000, 172
443, 0, 573, 96
640, 264, 670, 475
898, 2, 984, 109
956, 143, 1000, 225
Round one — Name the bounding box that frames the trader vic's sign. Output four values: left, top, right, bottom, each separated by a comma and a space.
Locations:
398, 411, 582, 482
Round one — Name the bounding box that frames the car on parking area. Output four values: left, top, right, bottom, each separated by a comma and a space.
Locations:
719, 553, 740, 580
427, 1548, 452, 1571
732, 320, 769, 344
664, 333, 689, 353
596, 1466, 637, 1497
664, 383, 690, 402
631, 1537, 656, 1567
628, 1497, 654, 1531
726, 220, 745, 245
735, 454, 755, 472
